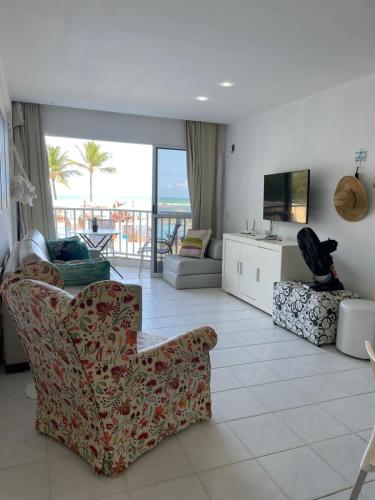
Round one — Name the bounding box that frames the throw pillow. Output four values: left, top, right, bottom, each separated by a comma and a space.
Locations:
46, 236, 90, 262
178, 229, 212, 258
207, 239, 223, 260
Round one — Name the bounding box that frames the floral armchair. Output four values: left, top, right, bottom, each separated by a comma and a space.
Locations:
1, 261, 217, 476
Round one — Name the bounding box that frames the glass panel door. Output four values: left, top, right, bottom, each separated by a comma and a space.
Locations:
151, 147, 191, 275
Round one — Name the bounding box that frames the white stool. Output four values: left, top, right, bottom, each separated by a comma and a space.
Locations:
336, 299, 375, 359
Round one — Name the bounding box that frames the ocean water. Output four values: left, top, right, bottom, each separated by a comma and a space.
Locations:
54, 194, 191, 213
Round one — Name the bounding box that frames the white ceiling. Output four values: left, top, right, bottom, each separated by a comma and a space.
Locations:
1, 0, 375, 123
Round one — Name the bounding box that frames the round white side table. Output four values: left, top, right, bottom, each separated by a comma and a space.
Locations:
336, 299, 375, 359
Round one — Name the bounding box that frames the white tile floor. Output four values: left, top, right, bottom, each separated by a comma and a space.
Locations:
1, 266, 375, 500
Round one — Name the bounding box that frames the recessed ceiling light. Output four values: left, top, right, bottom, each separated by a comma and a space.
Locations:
219, 81, 235, 88
196, 96, 209, 101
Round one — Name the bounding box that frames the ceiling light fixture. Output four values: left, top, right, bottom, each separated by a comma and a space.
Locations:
219, 81, 235, 88
196, 96, 209, 101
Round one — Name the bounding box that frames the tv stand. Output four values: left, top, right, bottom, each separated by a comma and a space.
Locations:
255, 235, 279, 241
222, 233, 311, 314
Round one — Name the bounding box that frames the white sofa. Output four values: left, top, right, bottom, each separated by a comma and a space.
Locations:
163, 239, 223, 289
2, 230, 57, 370
1, 229, 103, 370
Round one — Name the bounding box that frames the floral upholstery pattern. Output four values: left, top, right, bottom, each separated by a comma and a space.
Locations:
1, 266, 217, 476
272, 281, 360, 345
4, 260, 64, 288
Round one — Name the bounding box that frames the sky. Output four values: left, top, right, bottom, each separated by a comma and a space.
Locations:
46, 136, 191, 214
157, 148, 189, 199
46, 136, 153, 207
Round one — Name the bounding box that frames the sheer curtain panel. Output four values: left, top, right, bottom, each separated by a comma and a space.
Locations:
12, 102, 55, 238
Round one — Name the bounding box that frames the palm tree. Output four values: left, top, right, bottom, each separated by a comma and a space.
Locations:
72, 141, 116, 202
47, 145, 82, 200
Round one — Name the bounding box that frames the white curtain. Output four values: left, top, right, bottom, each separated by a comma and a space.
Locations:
186, 121, 224, 238
12, 102, 55, 238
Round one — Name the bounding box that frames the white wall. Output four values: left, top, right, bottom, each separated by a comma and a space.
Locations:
224, 73, 375, 299
0, 58, 13, 265
41, 105, 185, 147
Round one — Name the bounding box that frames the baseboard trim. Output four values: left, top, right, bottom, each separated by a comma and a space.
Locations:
4, 362, 30, 374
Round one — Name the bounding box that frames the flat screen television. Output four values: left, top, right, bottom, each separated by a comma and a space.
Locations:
263, 169, 310, 223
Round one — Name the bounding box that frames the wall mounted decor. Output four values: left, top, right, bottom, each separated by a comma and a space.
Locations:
334, 176, 368, 221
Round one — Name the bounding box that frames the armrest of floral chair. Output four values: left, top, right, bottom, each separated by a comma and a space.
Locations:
138, 326, 217, 371
2, 260, 64, 288
0, 261, 64, 370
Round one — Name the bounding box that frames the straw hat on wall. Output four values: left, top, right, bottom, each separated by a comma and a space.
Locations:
334, 176, 368, 222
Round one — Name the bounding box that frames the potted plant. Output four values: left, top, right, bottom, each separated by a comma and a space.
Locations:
92, 217, 98, 232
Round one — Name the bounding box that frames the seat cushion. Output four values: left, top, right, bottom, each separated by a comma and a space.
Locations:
164, 254, 222, 276
163, 268, 222, 289
19, 229, 50, 265
53, 259, 110, 286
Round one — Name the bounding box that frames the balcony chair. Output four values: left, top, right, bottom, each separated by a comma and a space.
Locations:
1, 261, 217, 476
138, 222, 181, 277
349, 340, 375, 500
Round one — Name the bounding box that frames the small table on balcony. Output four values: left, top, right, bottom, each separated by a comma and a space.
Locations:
71, 229, 123, 279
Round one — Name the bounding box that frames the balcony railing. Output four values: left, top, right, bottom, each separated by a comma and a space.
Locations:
53, 207, 192, 260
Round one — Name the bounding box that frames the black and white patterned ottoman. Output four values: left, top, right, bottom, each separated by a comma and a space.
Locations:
272, 281, 360, 346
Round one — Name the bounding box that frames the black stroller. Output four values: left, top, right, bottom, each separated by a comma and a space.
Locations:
297, 227, 344, 292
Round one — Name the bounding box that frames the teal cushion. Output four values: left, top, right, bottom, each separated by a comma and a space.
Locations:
46, 236, 90, 261
54, 259, 110, 286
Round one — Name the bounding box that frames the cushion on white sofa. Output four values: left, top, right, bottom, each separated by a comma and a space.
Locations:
207, 239, 223, 260
178, 229, 212, 259
3, 241, 21, 277
19, 229, 50, 265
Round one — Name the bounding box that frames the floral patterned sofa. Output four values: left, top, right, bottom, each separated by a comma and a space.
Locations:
1, 261, 217, 476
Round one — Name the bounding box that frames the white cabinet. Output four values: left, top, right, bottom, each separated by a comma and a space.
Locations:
222, 233, 311, 314
255, 246, 281, 312
222, 239, 241, 293
238, 243, 258, 299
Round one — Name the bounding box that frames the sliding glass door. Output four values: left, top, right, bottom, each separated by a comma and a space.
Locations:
151, 147, 192, 275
